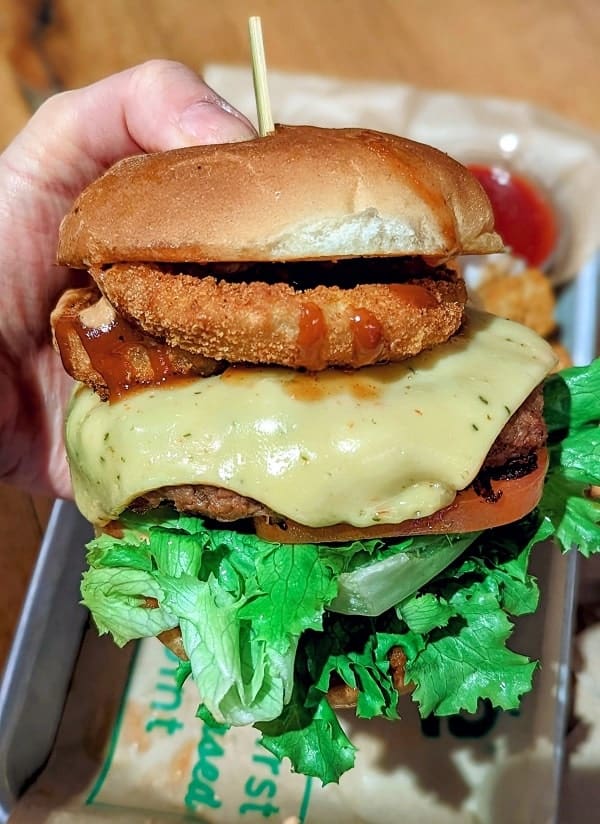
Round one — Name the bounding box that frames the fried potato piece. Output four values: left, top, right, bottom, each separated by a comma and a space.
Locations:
51, 286, 221, 399
326, 681, 360, 709
93, 263, 467, 370
158, 627, 189, 661
155, 624, 411, 707
475, 265, 556, 338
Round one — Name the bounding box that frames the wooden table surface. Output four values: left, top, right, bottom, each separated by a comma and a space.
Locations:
0, 0, 599, 668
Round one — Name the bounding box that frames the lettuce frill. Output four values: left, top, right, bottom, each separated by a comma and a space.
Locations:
81, 359, 600, 784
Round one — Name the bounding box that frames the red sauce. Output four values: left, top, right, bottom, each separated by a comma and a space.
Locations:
297, 301, 327, 370
349, 307, 384, 365
387, 283, 438, 309
467, 164, 559, 268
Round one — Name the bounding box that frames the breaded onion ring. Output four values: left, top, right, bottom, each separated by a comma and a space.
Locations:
93, 264, 467, 370
51, 286, 221, 399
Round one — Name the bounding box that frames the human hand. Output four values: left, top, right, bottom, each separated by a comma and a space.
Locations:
0, 60, 255, 499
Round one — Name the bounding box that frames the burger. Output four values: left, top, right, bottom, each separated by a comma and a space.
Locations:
51, 125, 600, 783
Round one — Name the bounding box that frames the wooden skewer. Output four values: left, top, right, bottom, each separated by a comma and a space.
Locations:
248, 16, 274, 136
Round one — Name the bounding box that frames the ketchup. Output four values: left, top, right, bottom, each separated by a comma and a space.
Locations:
467, 164, 559, 268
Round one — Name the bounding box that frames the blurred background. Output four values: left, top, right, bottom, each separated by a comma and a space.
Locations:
0, 0, 599, 667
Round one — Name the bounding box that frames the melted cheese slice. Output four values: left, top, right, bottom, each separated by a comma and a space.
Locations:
66, 310, 557, 527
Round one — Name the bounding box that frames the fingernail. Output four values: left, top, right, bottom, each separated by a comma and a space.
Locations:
178, 100, 256, 145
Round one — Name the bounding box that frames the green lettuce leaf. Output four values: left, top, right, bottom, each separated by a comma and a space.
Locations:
80, 358, 600, 785
290, 522, 541, 730
238, 543, 340, 636
396, 533, 539, 717
307, 616, 402, 721
258, 689, 356, 784
397, 592, 454, 634
81, 510, 370, 782
82, 511, 355, 729
543, 358, 600, 433
539, 361, 600, 556
80, 566, 177, 645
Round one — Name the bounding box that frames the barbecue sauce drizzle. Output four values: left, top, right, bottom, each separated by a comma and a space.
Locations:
55, 312, 181, 399
297, 284, 436, 370
58, 261, 445, 394
297, 301, 327, 370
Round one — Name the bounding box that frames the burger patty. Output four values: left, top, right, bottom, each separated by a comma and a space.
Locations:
131, 386, 546, 523
133, 484, 272, 522
482, 388, 545, 468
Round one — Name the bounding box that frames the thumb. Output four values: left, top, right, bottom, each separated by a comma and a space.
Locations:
4, 60, 256, 191
123, 59, 257, 151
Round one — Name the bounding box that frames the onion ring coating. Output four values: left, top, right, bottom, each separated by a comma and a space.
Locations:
94, 263, 467, 370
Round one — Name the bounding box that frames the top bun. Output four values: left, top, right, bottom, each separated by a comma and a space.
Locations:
58, 125, 503, 267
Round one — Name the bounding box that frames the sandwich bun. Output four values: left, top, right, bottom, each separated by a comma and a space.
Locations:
57, 124, 503, 268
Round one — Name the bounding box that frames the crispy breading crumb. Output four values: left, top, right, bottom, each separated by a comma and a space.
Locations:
93, 261, 468, 370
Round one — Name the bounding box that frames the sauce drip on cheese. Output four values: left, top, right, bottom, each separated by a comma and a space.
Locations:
66, 310, 557, 528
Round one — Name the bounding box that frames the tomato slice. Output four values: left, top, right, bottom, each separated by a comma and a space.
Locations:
254, 449, 548, 544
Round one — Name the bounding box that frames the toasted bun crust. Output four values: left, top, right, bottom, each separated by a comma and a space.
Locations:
58, 125, 503, 267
